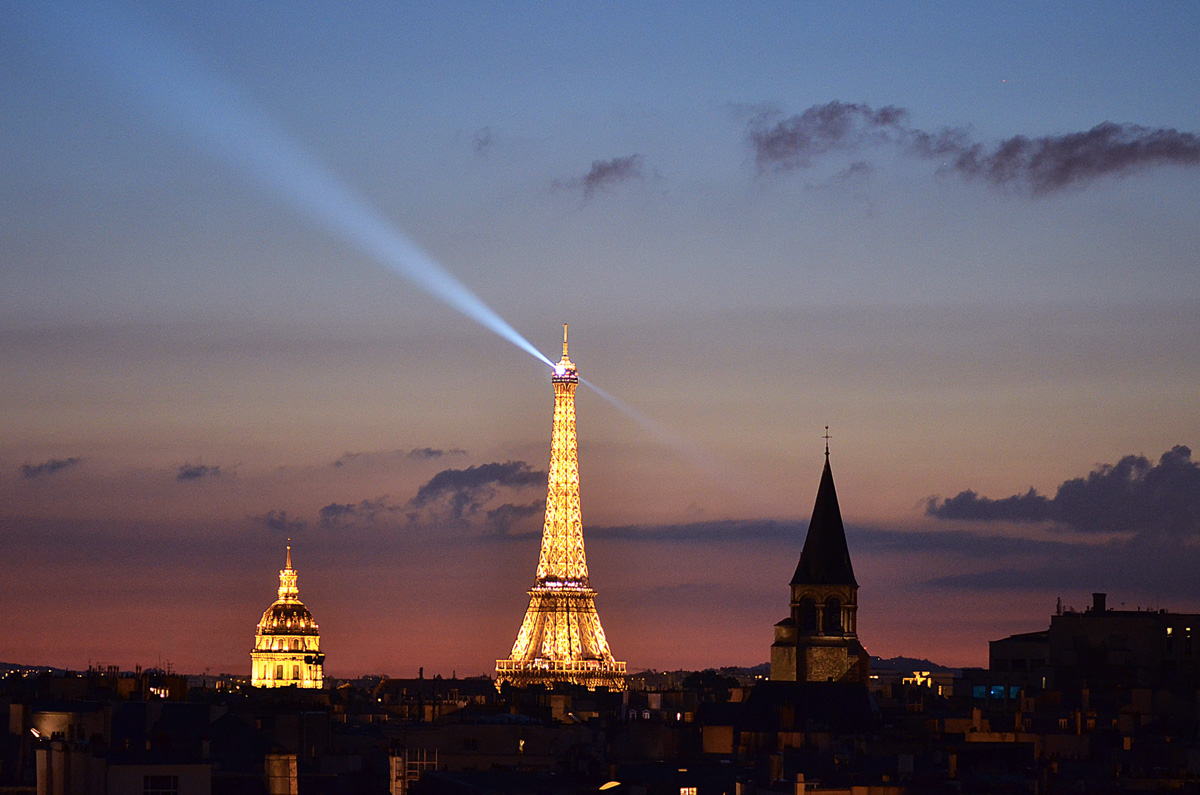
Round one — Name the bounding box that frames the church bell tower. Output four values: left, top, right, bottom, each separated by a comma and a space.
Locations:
771, 434, 869, 684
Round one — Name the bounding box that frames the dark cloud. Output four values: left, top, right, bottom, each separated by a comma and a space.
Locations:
927, 445, 1200, 538
331, 447, 466, 468
748, 101, 1200, 193
576, 514, 1200, 605
933, 122, 1200, 194
587, 519, 1066, 556
834, 160, 873, 182
925, 489, 1050, 523
749, 101, 907, 171
249, 510, 306, 536
591, 518, 801, 542
19, 457, 81, 479
409, 460, 545, 522
485, 501, 545, 535
555, 155, 644, 198
318, 498, 399, 530
852, 527, 1070, 558
919, 535, 1200, 597
408, 447, 466, 460
176, 463, 221, 482
472, 126, 493, 155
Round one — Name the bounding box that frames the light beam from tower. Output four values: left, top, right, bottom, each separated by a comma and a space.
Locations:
21, 1, 554, 371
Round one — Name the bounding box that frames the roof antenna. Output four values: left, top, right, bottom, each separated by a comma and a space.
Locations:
823, 425, 832, 458
562, 323, 569, 358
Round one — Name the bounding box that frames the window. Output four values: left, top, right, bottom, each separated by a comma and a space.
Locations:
799, 599, 817, 632
144, 775, 179, 795
275, 664, 284, 679
824, 597, 842, 634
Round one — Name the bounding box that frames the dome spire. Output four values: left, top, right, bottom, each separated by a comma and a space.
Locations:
278, 541, 299, 601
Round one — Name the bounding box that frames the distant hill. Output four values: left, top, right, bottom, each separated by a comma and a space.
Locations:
0, 662, 66, 675
870, 655, 955, 673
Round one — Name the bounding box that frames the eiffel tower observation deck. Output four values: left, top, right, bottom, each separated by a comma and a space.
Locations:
496, 326, 626, 690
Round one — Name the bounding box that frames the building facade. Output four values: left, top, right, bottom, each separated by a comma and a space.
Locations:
991, 591, 1200, 691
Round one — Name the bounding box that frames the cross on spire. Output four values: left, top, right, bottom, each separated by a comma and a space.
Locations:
823, 425, 832, 458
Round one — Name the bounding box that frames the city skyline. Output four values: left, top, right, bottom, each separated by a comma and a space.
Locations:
3, 2, 1200, 677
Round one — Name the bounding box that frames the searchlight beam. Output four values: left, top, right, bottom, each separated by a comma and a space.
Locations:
26, 0, 553, 369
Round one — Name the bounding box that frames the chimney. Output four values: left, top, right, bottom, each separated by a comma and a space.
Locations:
1092, 592, 1107, 613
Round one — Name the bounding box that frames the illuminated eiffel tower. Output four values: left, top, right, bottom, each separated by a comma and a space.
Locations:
495, 326, 626, 690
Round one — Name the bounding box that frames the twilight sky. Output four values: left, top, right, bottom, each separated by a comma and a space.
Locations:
3, 2, 1200, 677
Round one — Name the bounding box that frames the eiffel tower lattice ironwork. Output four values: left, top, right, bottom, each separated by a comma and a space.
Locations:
495, 325, 626, 690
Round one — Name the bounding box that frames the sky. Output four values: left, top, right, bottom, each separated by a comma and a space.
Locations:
3, 1, 1200, 677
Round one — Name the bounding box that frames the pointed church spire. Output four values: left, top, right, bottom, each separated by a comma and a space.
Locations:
791, 444, 857, 586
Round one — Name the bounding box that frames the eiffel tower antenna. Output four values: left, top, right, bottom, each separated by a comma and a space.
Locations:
496, 327, 626, 690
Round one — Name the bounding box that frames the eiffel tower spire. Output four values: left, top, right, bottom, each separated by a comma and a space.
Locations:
496, 326, 626, 690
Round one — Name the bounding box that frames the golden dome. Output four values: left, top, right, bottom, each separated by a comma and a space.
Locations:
251, 542, 324, 689
255, 542, 321, 636
257, 600, 319, 635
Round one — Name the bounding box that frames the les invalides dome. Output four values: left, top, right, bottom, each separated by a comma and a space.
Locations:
251, 543, 325, 688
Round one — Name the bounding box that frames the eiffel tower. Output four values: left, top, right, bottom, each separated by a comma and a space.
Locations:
495, 326, 626, 690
